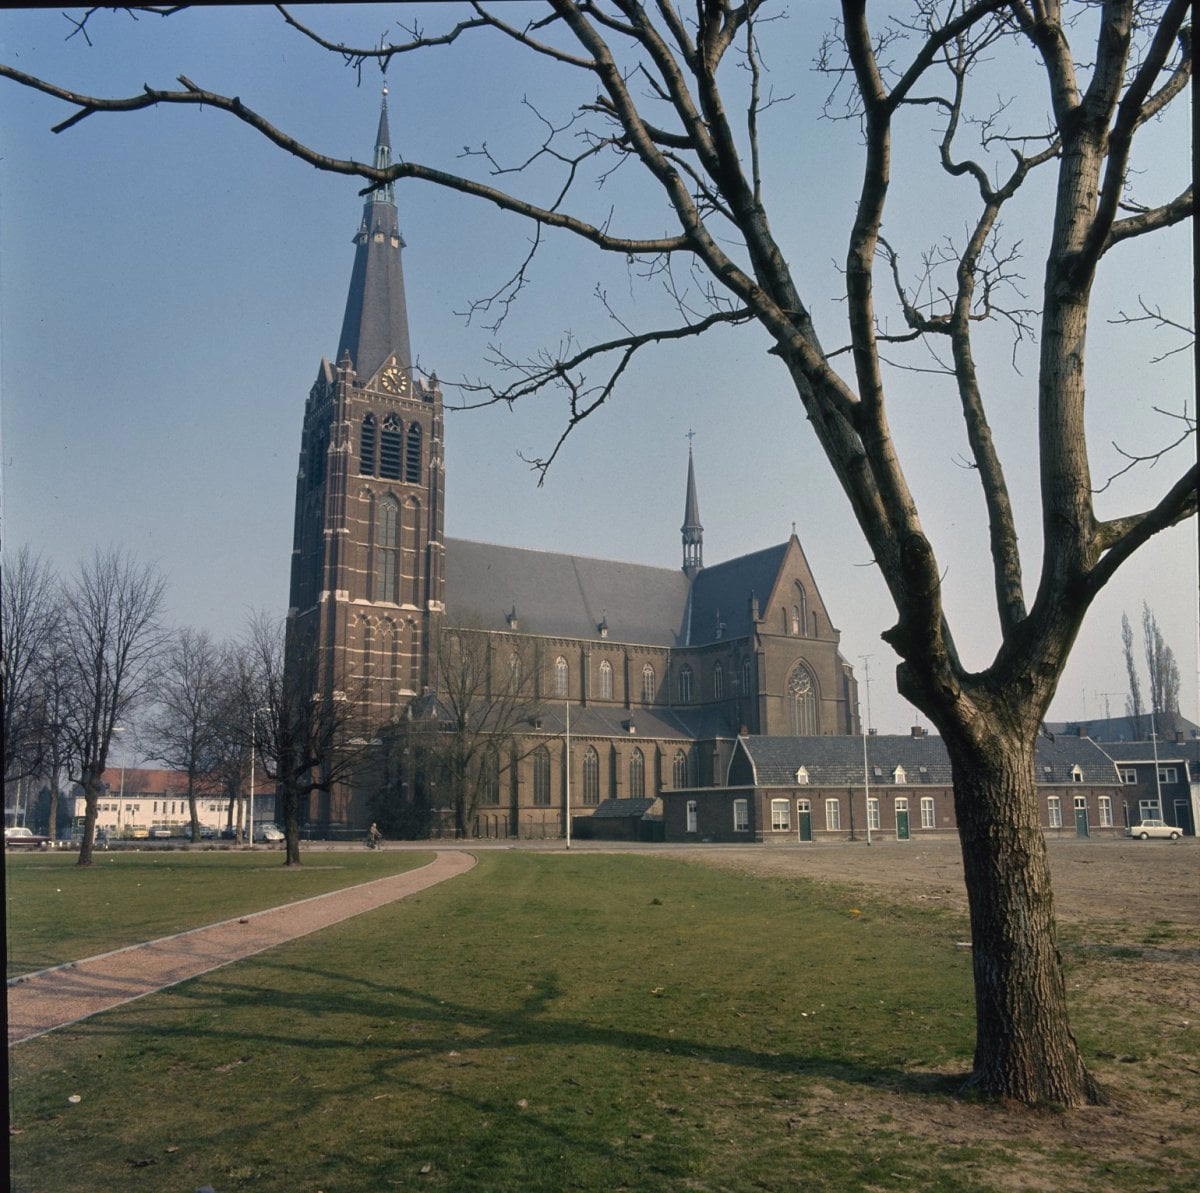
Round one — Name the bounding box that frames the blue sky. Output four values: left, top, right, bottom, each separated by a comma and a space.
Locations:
1, 3, 1194, 738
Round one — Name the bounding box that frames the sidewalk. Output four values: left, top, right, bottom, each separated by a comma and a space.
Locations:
7, 850, 476, 1045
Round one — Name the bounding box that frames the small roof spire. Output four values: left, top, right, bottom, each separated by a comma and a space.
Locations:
682, 432, 703, 578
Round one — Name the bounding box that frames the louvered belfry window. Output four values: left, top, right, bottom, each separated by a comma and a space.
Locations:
360, 414, 377, 475
405, 422, 423, 483
379, 416, 403, 479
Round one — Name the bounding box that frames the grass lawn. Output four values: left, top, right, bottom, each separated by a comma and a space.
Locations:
4, 849, 435, 977
8, 852, 1197, 1193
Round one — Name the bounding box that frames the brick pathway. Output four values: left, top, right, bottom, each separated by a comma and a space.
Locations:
7, 850, 476, 1045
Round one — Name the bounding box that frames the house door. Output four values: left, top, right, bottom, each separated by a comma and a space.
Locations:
1074, 796, 1089, 837
895, 797, 910, 841
796, 799, 812, 842
1173, 798, 1192, 835
686, 800, 698, 834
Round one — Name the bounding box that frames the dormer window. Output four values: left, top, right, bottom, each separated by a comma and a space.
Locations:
795, 767, 809, 784
893, 766, 906, 784
506, 606, 519, 630
1071, 765, 1083, 783
873, 766, 882, 778
597, 617, 609, 639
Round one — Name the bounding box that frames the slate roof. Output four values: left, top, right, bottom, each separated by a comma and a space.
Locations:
1045, 714, 1200, 743
688, 542, 788, 644
590, 797, 660, 820
444, 538, 692, 646
519, 702, 733, 742
1099, 739, 1200, 766
336, 98, 413, 382
733, 734, 1122, 787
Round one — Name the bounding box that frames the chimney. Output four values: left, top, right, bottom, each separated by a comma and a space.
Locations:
868, 728, 877, 736
910, 725, 925, 737
1076, 725, 1087, 737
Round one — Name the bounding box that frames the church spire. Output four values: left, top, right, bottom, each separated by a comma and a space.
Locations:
336, 84, 413, 383
681, 432, 703, 578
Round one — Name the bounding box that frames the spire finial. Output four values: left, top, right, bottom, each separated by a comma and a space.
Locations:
681, 436, 703, 578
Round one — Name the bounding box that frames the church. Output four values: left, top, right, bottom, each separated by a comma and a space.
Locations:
287, 95, 859, 837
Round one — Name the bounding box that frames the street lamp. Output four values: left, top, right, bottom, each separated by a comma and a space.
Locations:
112, 726, 127, 837
858, 657, 873, 846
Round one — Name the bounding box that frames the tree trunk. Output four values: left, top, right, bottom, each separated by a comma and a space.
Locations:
281, 790, 302, 866
76, 777, 100, 866
47, 762, 61, 843
945, 728, 1104, 1106
187, 772, 201, 843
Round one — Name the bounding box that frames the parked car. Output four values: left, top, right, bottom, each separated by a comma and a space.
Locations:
149, 826, 174, 839
127, 825, 150, 839
1126, 819, 1182, 841
199, 825, 217, 840
4, 825, 51, 848
254, 824, 286, 843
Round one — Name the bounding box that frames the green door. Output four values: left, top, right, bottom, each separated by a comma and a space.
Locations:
895, 801, 910, 841
1074, 799, 1089, 837
797, 801, 812, 842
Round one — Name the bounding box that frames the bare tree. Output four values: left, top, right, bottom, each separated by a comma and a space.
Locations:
1121, 612, 1144, 733
1141, 603, 1182, 737
143, 627, 225, 842
2, 1, 1195, 1104
58, 550, 167, 865
2, 546, 60, 785
408, 626, 541, 838
236, 613, 376, 865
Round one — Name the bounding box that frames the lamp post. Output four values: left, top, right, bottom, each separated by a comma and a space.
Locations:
859, 656, 873, 846
112, 726, 127, 837
565, 700, 572, 850
248, 706, 270, 847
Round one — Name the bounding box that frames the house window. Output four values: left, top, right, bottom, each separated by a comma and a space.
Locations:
867, 797, 880, 830
554, 656, 568, 698
598, 660, 613, 701
787, 664, 818, 735
742, 656, 752, 696
920, 796, 935, 828
771, 798, 791, 832
1120, 768, 1137, 784
1098, 796, 1113, 827
629, 748, 645, 798
1073, 794, 1088, 814
795, 766, 809, 784
677, 664, 693, 704
733, 798, 749, 832
686, 800, 698, 833
672, 750, 689, 789
582, 747, 600, 806
405, 422, 422, 483
1139, 798, 1162, 820
532, 747, 551, 807
893, 766, 907, 784
376, 495, 400, 603
1047, 796, 1062, 828
641, 664, 655, 705
379, 415, 403, 479
712, 662, 724, 701
359, 414, 377, 475
825, 798, 841, 831
1158, 767, 1178, 784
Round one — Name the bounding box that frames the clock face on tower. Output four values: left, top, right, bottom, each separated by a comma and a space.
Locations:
380, 365, 405, 394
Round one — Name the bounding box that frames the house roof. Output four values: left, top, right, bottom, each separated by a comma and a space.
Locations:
1099, 739, 1200, 765
732, 734, 1123, 787
1045, 714, 1200, 743
94, 768, 193, 796
590, 797, 660, 820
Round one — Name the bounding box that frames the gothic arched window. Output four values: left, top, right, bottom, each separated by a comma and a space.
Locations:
583, 747, 600, 806
480, 747, 501, 806
379, 416, 403, 479
672, 749, 688, 789
360, 618, 374, 684
598, 659, 613, 701
554, 656, 569, 698
787, 663, 819, 735
641, 664, 655, 705
678, 664, 693, 704
360, 414, 377, 476
532, 747, 551, 807
405, 422, 423, 483
790, 605, 801, 636
795, 583, 808, 637
742, 656, 753, 697
713, 662, 724, 701
629, 748, 645, 798
376, 495, 400, 603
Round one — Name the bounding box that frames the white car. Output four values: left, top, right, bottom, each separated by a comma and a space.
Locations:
253, 824, 286, 842
1126, 819, 1182, 841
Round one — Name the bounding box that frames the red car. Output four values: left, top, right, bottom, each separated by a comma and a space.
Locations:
4, 826, 52, 848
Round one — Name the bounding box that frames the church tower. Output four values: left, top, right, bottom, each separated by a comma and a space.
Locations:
287, 88, 445, 829
681, 437, 703, 579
